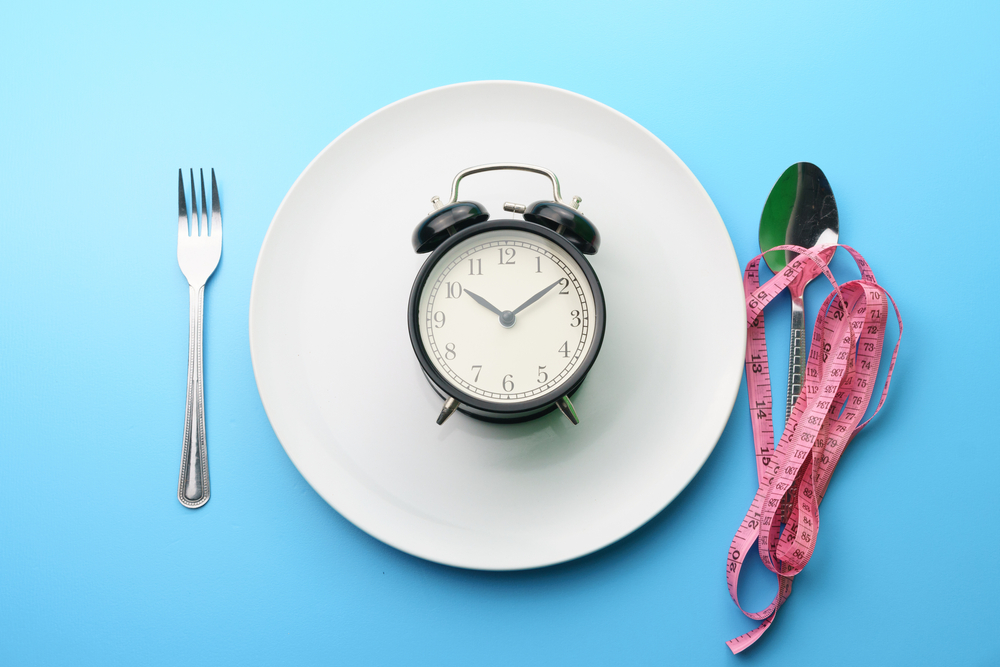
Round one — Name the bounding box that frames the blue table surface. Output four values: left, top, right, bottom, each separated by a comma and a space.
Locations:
2, 1, 997, 665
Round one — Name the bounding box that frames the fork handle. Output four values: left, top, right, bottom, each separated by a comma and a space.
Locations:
178, 283, 210, 508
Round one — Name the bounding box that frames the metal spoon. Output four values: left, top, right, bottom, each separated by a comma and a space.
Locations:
759, 162, 839, 418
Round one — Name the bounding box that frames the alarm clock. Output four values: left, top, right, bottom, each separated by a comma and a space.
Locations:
407, 163, 606, 425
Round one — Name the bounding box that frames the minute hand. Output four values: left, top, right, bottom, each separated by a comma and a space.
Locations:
511, 280, 563, 315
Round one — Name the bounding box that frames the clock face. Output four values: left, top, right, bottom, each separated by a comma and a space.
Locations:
416, 227, 600, 406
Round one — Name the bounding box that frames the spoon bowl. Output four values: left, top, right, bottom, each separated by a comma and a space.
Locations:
760, 162, 839, 272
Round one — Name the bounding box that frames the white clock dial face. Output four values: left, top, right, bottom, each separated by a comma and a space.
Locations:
418, 228, 598, 405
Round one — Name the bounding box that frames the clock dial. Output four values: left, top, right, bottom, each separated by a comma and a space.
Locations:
417, 228, 597, 404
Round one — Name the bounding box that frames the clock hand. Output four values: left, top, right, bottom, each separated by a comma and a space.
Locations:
511, 280, 563, 316
462, 289, 503, 316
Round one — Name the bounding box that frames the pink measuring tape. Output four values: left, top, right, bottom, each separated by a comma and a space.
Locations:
725, 244, 902, 653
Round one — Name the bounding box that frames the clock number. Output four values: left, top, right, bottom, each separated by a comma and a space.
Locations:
570, 310, 581, 327
558, 278, 570, 295
446, 282, 462, 299
433, 311, 445, 328
535, 256, 542, 273
498, 247, 516, 265
469, 259, 482, 275
502, 374, 514, 392
559, 341, 570, 358
537, 366, 548, 383
471, 365, 482, 382
445, 343, 456, 360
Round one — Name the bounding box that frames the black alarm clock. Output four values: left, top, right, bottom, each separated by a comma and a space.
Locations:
407, 163, 606, 425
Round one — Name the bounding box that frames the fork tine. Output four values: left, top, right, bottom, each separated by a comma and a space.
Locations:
178, 169, 189, 238
189, 169, 199, 236
199, 169, 209, 237
210, 168, 221, 237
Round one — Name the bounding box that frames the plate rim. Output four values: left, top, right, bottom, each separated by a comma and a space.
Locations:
249, 79, 746, 570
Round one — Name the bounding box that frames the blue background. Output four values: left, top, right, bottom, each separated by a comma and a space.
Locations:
1, 1, 997, 664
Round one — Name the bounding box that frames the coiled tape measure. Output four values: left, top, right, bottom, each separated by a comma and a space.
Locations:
725, 244, 902, 653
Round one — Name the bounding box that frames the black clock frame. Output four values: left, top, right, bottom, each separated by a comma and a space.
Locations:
407, 219, 606, 422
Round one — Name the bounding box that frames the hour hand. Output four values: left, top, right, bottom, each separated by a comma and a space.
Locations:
463, 289, 503, 316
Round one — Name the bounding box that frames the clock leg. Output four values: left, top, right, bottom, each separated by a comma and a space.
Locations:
555, 396, 580, 425
436, 397, 460, 425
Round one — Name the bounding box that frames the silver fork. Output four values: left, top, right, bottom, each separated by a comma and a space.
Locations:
176, 168, 222, 508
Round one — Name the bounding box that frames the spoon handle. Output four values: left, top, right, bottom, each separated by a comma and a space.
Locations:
780, 287, 807, 524
786, 291, 807, 420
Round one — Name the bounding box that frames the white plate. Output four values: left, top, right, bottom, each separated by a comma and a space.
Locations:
250, 81, 746, 570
